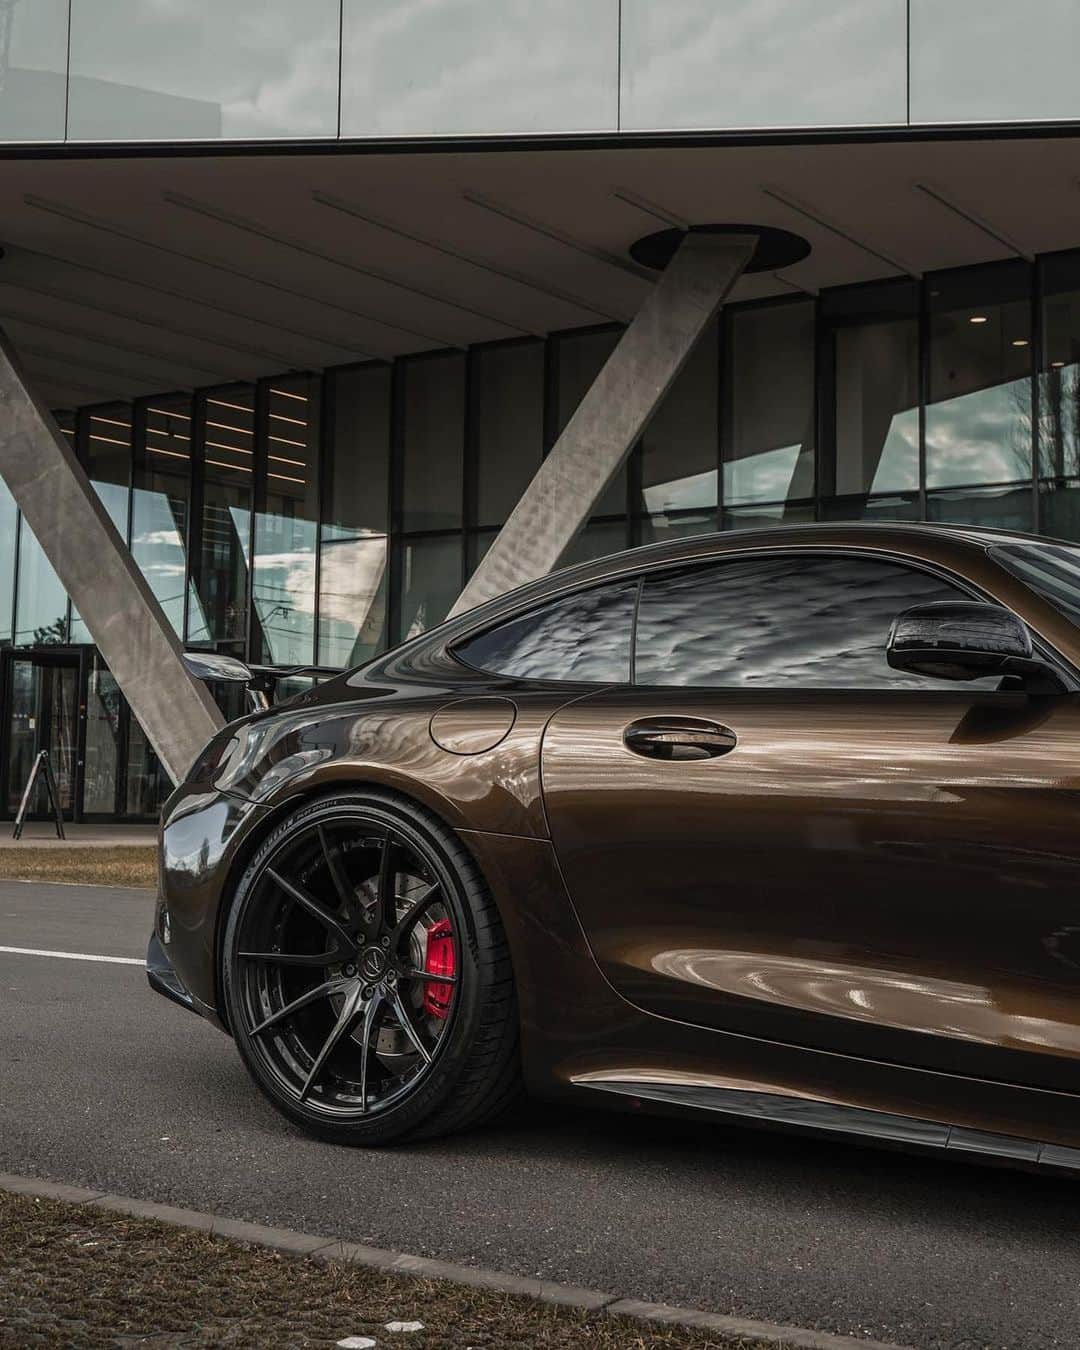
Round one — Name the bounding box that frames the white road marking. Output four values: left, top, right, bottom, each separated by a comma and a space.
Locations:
0, 945, 142, 966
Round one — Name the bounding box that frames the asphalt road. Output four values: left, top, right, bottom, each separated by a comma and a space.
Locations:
2, 881, 1079, 1350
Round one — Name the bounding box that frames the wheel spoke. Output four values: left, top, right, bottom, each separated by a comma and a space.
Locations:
375, 837, 398, 930
298, 982, 365, 1101
357, 989, 384, 1114
399, 969, 457, 986
266, 867, 353, 952
391, 883, 441, 945
387, 988, 432, 1064
239, 949, 338, 967
317, 825, 365, 926
250, 976, 350, 1036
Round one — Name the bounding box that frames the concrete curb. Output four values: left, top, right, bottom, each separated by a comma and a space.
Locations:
0, 1171, 914, 1350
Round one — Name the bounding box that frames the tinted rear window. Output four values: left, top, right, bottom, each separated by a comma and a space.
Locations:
453, 581, 638, 683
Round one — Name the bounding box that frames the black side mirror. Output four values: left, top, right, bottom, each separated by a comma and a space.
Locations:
887, 602, 1061, 688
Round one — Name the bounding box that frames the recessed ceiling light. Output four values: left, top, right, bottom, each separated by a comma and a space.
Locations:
969, 315, 989, 324
1012, 338, 1029, 347
1052, 359, 1067, 367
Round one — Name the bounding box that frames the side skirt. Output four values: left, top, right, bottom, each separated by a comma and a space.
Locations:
574, 1076, 1080, 1174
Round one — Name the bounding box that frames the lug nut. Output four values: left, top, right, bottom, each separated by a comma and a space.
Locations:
342, 964, 356, 978
381, 936, 390, 949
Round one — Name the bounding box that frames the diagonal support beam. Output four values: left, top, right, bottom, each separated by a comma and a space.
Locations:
0, 327, 224, 785
449, 232, 756, 616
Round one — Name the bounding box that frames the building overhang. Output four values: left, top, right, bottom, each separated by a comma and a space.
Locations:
1, 130, 1078, 407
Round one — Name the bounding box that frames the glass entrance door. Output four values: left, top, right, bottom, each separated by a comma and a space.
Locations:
5, 654, 79, 817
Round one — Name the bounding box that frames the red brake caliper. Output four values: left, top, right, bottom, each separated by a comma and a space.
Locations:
423, 918, 455, 1019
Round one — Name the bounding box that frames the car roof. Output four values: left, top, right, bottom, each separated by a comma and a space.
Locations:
547, 520, 1036, 580
403, 522, 1032, 650
457, 521, 1029, 620
344, 520, 1080, 690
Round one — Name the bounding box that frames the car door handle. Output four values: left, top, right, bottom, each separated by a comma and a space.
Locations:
623, 717, 737, 761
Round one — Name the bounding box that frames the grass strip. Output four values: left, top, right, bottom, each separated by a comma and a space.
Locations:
0, 847, 156, 888
0, 1189, 784, 1349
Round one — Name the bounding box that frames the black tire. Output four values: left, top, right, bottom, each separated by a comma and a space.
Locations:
221, 790, 522, 1145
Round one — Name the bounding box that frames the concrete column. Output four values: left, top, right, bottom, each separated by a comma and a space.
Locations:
0, 328, 224, 785
450, 231, 756, 617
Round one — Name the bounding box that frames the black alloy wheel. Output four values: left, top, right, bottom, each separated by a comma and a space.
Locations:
222, 792, 521, 1144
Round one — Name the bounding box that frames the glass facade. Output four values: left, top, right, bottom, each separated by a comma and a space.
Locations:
67, 0, 341, 141
0, 0, 69, 143
133, 394, 194, 637
724, 301, 815, 512
7, 0, 1080, 148
319, 364, 390, 669
340, 0, 620, 138
252, 376, 321, 667
6, 246, 1080, 820
191, 385, 254, 653
620, 0, 906, 132
910, 0, 1080, 125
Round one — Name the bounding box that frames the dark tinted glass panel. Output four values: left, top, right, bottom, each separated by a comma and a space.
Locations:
991, 540, 1080, 626
824, 281, 919, 496
15, 411, 72, 645
1040, 253, 1080, 479
0, 476, 16, 646
724, 302, 815, 506
555, 328, 626, 518
639, 319, 718, 518
474, 341, 544, 527
15, 514, 69, 646
467, 529, 497, 577
81, 403, 132, 534
456, 581, 637, 683
125, 716, 169, 817
926, 485, 1033, 531
319, 364, 390, 668
401, 535, 462, 640
402, 354, 465, 531
721, 502, 814, 531
636, 554, 981, 690
1040, 478, 1080, 541
83, 655, 119, 815
190, 386, 253, 651
132, 394, 192, 637
557, 520, 628, 567
926, 262, 1032, 489
640, 512, 716, 545
252, 377, 320, 666
821, 493, 920, 523
70, 404, 132, 644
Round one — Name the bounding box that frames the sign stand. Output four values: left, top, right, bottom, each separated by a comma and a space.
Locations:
12, 749, 66, 841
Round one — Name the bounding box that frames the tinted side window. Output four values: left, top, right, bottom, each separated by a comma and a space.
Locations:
635, 554, 992, 690
455, 581, 637, 683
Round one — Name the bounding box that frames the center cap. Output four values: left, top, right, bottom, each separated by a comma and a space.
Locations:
359, 946, 387, 982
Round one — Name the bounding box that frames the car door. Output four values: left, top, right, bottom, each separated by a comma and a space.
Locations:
541, 548, 1080, 1093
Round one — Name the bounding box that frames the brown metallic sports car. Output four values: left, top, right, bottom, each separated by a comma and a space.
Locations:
150, 523, 1080, 1170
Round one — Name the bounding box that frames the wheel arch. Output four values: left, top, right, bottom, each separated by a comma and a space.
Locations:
211, 773, 518, 1028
